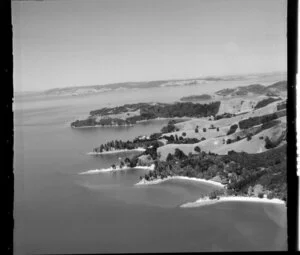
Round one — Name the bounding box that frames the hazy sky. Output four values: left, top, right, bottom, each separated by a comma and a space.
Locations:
12, 0, 287, 92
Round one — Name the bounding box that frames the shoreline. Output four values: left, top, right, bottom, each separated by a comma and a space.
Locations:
79, 164, 155, 175
71, 116, 192, 128
87, 147, 146, 155
71, 124, 134, 129
135, 175, 225, 188
181, 196, 286, 208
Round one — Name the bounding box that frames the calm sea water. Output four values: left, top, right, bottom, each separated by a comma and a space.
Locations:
14, 78, 287, 254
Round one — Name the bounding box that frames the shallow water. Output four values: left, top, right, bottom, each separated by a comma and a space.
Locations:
14, 79, 287, 254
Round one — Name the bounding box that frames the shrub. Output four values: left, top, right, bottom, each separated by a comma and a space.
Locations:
203, 128, 207, 132
182, 132, 186, 137
209, 191, 218, 200
217, 127, 219, 132
226, 139, 232, 144
258, 193, 264, 198
259, 136, 264, 140
254, 97, 281, 110
227, 124, 238, 135
194, 146, 201, 153
267, 192, 275, 199
236, 136, 241, 141
166, 153, 174, 162
195, 127, 199, 133
246, 134, 252, 141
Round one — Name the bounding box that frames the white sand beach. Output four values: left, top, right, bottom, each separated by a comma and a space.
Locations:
79, 164, 155, 175
87, 147, 146, 155
135, 175, 225, 188
181, 196, 286, 208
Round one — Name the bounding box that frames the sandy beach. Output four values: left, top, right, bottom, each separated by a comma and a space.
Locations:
87, 147, 146, 155
79, 164, 155, 175
181, 196, 286, 208
135, 175, 225, 187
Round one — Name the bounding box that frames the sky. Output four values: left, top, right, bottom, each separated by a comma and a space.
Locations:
12, 0, 287, 92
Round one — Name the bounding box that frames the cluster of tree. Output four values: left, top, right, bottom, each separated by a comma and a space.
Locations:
254, 97, 281, 109
71, 117, 132, 128
238, 110, 286, 130
139, 144, 286, 201
137, 101, 221, 118
93, 139, 163, 153
214, 112, 236, 120
227, 124, 238, 135
162, 135, 201, 144
264, 133, 286, 149
180, 94, 212, 102
74, 101, 222, 127
277, 103, 286, 111
160, 121, 180, 133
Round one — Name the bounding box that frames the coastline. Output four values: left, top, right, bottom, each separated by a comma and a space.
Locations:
135, 175, 225, 188
79, 164, 155, 175
72, 116, 192, 128
87, 147, 146, 155
71, 123, 134, 128
181, 196, 286, 208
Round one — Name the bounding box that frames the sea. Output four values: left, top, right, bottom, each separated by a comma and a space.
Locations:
14, 74, 287, 254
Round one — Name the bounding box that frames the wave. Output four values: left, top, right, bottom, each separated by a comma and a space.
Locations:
135, 176, 225, 187
79, 164, 155, 175
87, 147, 146, 155
180, 196, 286, 208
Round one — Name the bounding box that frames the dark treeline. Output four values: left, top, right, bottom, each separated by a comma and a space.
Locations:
214, 112, 236, 120
227, 124, 238, 135
254, 97, 281, 110
72, 101, 221, 128
72, 117, 131, 128
238, 110, 286, 130
93, 138, 163, 153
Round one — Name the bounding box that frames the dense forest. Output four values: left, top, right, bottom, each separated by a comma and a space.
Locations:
254, 97, 281, 109
71, 102, 221, 127
238, 109, 286, 129
140, 145, 287, 201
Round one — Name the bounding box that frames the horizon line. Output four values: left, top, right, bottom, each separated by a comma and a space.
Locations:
14, 70, 287, 93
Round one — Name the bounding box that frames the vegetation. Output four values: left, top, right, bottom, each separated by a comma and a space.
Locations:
277, 103, 286, 111
138, 144, 286, 201
71, 101, 221, 128
254, 97, 281, 109
227, 124, 238, 135
215, 112, 236, 120
238, 110, 286, 130
180, 94, 212, 101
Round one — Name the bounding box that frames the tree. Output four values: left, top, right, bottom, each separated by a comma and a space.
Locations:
182, 132, 186, 137
247, 186, 253, 196
267, 192, 275, 199
209, 191, 218, 199
247, 134, 252, 141
217, 127, 219, 132
174, 148, 187, 160
166, 153, 174, 161
195, 127, 199, 133
194, 146, 201, 153
258, 192, 264, 198
227, 139, 232, 144
203, 128, 207, 132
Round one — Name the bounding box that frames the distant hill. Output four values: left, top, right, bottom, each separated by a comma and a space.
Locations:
180, 94, 212, 102
215, 81, 286, 97
16, 71, 285, 97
